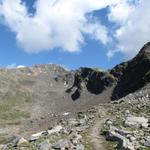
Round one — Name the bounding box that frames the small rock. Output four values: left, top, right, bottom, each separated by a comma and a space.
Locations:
17, 137, 28, 146
105, 119, 113, 126
75, 126, 88, 132
106, 131, 124, 141
9, 136, 21, 147
52, 139, 69, 149
63, 112, 70, 116
127, 135, 136, 142
76, 143, 84, 150
144, 136, 150, 147
37, 140, 51, 150
68, 118, 79, 126
122, 138, 134, 150
141, 122, 149, 128
79, 119, 86, 126
48, 125, 62, 135
30, 131, 45, 141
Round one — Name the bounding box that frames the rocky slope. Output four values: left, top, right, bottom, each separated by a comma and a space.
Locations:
0, 87, 149, 150
0, 42, 149, 149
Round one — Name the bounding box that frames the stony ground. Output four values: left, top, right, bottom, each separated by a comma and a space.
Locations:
0, 87, 149, 150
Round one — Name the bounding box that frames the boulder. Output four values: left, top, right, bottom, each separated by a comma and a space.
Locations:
125, 116, 148, 127
37, 140, 51, 150
52, 139, 70, 149
0, 145, 7, 149
9, 136, 20, 147
17, 137, 28, 146
144, 136, 150, 147
119, 138, 134, 150
106, 130, 124, 141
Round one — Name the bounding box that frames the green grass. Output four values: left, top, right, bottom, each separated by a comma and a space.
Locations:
6, 142, 38, 150
0, 91, 32, 123
106, 141, 118, 150
0, 136, 7, 144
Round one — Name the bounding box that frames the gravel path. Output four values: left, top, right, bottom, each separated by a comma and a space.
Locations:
88, 117, 108, 150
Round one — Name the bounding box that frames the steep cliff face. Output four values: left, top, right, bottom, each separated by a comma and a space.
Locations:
66, 68, 116, 100
110, 42, 150, 100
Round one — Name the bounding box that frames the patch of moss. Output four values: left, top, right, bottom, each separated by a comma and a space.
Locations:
0, 136, 7, 144
106, 141, 118, 150
7, 142, 37, 150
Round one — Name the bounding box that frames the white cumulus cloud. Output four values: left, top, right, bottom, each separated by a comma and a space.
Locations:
108, 0, 150, 59
0, 0, 149, 60
0, 0, 117, 53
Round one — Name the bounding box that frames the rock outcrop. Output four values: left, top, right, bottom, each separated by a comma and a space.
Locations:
66, 67, 116, 100
111, 42, 150, 100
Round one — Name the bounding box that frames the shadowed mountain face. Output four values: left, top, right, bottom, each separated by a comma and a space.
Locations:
0, 43, 149, 136
66, 68, 116, 101
110, 42, 150, 100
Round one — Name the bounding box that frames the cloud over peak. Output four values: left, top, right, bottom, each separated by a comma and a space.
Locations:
0, 0, 150, 60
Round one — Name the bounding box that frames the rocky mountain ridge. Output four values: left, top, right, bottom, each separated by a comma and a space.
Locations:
0, 42, 149, 149
110, 42, 150, 100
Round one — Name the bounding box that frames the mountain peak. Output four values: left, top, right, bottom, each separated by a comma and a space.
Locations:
111, 42, 150, 100
135, 42, 150, 60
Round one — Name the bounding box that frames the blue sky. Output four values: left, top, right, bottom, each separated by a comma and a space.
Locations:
0, 0, 149, 69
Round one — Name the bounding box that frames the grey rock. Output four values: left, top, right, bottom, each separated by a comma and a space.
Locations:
52, 139, 69, 149
38, 140, 51, 150
118, 138, 134, 150
75, 126, 88, 132
48, 125, 62, 135
141, 122, 149, 128
106, 130, 124, 142
105, 119, 113, 126
17, 137, 28, 146
79, 119, 86, 126
68, 118, 79, 126
76, 143, 84, 150
144, 136, 150, 147
125, 116, 148, 127
30, 131, 47, 142
0, 145, 7, 149
9, 136, 21, 147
